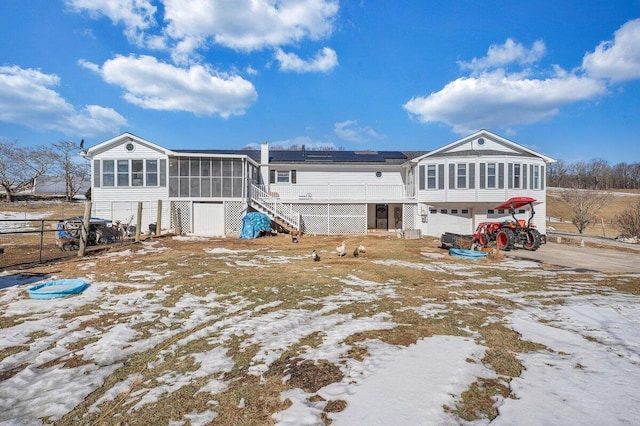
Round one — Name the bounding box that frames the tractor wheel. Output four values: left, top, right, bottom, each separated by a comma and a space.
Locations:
523, 229, 542, 250
496, 229, 514, 250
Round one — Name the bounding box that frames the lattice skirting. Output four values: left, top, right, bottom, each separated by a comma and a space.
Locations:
225, 201, 247, 235
403, 203, 417, 230
286, 203, 367, 235
170, 201, 192, 235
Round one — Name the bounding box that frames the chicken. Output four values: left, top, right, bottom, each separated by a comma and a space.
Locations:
291, 234, 298, 243
357, 244, 366, 254
336, 241, 346, 257
312, 250, 320, 262
353, 247, 359, 258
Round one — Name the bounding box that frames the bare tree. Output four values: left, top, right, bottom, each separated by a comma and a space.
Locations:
559, 187, 612, 234
51, 140, 89, 201
0, 140, 55, 202
613, 199, 640, 238
587, 158, 611, 189
548, 160, 569, 187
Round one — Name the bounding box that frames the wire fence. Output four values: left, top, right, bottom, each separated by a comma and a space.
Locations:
0, 218, 128, 270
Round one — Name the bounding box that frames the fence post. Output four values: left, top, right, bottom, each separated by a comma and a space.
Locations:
38, 220, 45, 263
156, 200, 162, 236
78, 201, 92, 257
136, 202, 143, 242
171, 201, 178, 234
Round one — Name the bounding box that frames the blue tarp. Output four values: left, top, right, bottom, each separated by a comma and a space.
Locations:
239, 212, 272, 239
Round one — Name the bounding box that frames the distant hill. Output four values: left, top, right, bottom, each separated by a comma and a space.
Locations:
546, 187, 640, 237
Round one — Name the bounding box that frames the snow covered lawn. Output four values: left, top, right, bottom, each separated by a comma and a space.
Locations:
1, 235, 639, 425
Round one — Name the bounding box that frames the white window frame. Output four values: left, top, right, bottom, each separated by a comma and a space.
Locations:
427, 164, 436, 189
276, 170, 290, 183
457, 164, 467, 189
513, 163, 521, 189
487, 163, 496, 188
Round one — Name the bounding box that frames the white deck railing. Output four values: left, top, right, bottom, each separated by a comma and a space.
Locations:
253, 183, 415, 201
249, 184, 301, 230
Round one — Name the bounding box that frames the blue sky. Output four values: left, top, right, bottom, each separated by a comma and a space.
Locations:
1, 1, 639, 164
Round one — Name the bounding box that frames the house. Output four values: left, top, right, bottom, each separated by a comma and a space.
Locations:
83, 129, 555, 237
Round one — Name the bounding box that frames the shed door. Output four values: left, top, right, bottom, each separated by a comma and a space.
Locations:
193, 203, 225, 236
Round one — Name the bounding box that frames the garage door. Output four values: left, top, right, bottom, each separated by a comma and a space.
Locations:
427, 207, 472, 236
193, 203, 225, 236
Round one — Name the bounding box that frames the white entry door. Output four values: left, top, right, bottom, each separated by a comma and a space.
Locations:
193, 203, 225, 236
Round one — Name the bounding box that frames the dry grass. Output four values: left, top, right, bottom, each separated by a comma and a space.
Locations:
2, 195, 639, 424
4, 233, 582, 424
546, 188, 640, 237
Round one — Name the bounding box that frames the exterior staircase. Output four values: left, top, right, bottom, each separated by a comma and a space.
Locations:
249, 184, 301, 233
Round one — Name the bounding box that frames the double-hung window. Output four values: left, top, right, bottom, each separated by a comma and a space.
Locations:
487, 163, 496, 188
277, 171, 290, 183
427, 165, 436, 189
117, 160, 129, 186
457, 164, 467, 189
132, 160, 144, 186
146, 160, 158, 186
513, 164, 521, 188
102, 160, 115, 187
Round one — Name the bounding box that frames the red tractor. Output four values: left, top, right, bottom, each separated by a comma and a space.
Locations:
471, 197, 543, 251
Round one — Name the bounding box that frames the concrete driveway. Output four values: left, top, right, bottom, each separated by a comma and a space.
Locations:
504, 237, 640, 274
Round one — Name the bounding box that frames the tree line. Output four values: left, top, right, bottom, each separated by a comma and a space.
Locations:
548, 159, 640, 190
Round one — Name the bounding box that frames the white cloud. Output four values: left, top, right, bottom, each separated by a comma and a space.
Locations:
65, 0, 157, 45
333, 120, 380, 142
275, 47, 338, 73
458, 38, 546, 74
403, 31, 638, 134
582, 18, 640, 83
0, 65, 127, 136
403, 69, 607, 134
79, 55, 258, 118
69, 0, 339, 63
162, 0, 339, 54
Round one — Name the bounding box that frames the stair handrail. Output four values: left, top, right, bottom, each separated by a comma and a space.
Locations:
250, 184, 300, 230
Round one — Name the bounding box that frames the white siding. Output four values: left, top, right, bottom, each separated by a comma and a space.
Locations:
91, 139, 170, 232
448, 137, 521, 154
293, 168, 404, 186
416, 156, 547, 204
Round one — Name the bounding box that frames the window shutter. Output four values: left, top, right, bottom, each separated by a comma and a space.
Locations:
419, 165, 425, 190
449, 164, 455, 189
523, 163, 527, 189
498, 163, 504, 189
468, 163, 475, 189
479, 163, 486, 189
291, 170, 297, 184
93, 160, 100, 188
530, 165, 534, 189
160, 159, 167, 187
269, 169, 275, 184
508, 163, 513, 189
438, 164, 444, 189
541, 165, 545, 189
